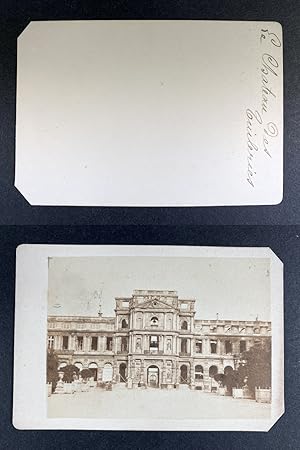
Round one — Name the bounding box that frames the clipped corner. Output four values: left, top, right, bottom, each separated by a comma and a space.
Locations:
14, 181, 35, 206
266, 247, 283, 266
266, 406, 285, 431
17, 21, 35, 40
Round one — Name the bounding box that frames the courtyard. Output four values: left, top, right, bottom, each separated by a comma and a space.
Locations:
48, 386, 271, 420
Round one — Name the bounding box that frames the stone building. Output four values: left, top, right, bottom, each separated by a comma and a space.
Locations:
47, 289, 271, 390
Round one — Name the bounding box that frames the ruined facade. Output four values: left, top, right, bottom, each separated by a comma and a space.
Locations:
47, 290, 271, 390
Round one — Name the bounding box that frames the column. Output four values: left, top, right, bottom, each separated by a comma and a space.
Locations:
204, 338, 209, 355
69, 334, 74, 350
54, 335, 59, 350
143, 334, 147, 352
160, 335, 164, 352
83, 335, 88, 351
190, 338, 194, 356
217, 339, 221, 354
187, 338, 190, 354
172, 335, 176, 354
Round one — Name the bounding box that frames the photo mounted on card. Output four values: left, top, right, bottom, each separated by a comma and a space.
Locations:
14, 245, 284, 431
15, 20, 283, 206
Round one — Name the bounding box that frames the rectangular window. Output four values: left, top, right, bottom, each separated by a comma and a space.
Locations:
181, 338, 187, 353
210, 340, 217, 353
106, 336, 113, 351
91, 336, 98, 351
240, 340, 246, 353
121, 337, 128, 352
195, 340, 202, 353
62, 335, 69, 350
77, 336, 83, 350
48, 336, 54, 349
225, 340, 232, 354
149, 335, 159, 350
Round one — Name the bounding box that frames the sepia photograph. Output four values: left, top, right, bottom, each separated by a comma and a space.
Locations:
14, 245, 284, 431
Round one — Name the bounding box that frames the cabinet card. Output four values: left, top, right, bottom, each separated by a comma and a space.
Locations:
15, 20, 283, 206
14, 245, 284, 431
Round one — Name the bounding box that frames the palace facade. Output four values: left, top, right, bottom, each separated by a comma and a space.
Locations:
47, 290, 271, 390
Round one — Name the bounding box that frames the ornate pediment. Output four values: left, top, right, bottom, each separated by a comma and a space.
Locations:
136, 298, 174, 310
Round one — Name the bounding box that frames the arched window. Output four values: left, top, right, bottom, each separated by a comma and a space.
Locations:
102, 363, 113, 382
224, 365, 234, 376
195, 365, 204, 380
151, 316, 158, 325
121, 319, 128, 329
74, 362, 83, 370
181, 320, 188, 330
209, 365, 218, 378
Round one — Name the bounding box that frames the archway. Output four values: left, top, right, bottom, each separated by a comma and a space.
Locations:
119, 363, 127, 382
74, 362, 83, 370
102, 363, 113, 382
89, 362, 98, 381
224, 365, 234, 376
147, 365, 159, 388
58, 361, 67, 370
180, 364, 188, 384
209, 365, 218, 378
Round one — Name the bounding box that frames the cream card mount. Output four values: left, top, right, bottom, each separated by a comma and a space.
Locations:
15, 20, 283, 206
13, 245, 284, 431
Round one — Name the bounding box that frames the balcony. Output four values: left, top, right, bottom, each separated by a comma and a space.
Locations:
179, 352, 191, 357
144, 350, 163, 355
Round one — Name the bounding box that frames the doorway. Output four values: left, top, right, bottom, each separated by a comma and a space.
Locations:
180, 364, 188, 384
119, 363, 127, 382
147, 365, 159, 388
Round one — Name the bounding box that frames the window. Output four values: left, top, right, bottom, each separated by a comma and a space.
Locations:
121, 337, 128, 352
181, 338, 187, 353
225, 340, 232, 354
62, 335, 69, 350
106, 336, 113, 351
77, 336, 83, 350
209, 365, 218, 378
195, 365, 204, 380
150, 316, 158, 326
240, 340, 246, 353
121, 319, 128, 329
48, 336, 54, 349
181, 320, 188, 330
195, 340, 202, 353
210, 340, 217, 354
149, 335, 159, 351
91, 336, 98, 351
